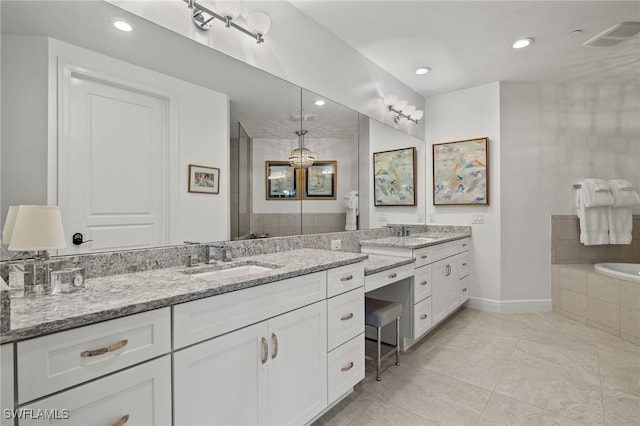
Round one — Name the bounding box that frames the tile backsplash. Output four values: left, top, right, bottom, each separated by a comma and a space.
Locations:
551, 215, 640, 264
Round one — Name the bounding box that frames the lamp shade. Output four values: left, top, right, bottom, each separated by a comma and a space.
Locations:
394, 100, 408, 111
246, 12, 271, 36
214, 1, 241, 19
404, 105, 416, 115
410, 110, 424, 121
7, 205, 66, 251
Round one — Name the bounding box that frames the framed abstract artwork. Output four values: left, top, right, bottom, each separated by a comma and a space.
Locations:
265, 161, 299, 200
188, 164, 220, 194
373, 147, 416, 206
303, 161, 337, 200
432, 137, 489, 205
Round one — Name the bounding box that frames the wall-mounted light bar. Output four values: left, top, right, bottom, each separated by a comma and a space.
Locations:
186, 0, 271, 44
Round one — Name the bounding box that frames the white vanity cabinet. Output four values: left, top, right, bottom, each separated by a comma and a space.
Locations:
1, 344, 13, 426
362, 237, 471, 350
173, 301, 327, 426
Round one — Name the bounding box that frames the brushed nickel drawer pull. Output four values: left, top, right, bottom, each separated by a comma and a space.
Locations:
462, 262, 468, 266
112, 414, 129, 426
340, 275, 353, 282
341, 362, 354, 372
261, 337, 268, 364
462, 243, 467, 247
271, 333, 279, 359
462, 288, 468, 292
388, 273, 397, 279
420, 255, 428, 259
420, 314, 428, 320
81, 339, 128, 358
420, 280, 428, 286
341, 313, 354, 321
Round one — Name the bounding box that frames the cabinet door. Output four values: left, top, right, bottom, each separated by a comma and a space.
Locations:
267, 301, 327, 426
173, 322, 269, 426
431, 257, 458, 325
20, 356, 171, 426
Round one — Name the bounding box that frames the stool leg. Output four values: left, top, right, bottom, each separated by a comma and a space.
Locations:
376, 326, 382, 381
395, 316, 400, 366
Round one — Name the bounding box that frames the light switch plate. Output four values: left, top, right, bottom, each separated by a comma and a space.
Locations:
472, 212, 484, 224
417, 213, 425, 223
427, 213, 435, 223
379, 214, 388, 223
331, 239, 341, 250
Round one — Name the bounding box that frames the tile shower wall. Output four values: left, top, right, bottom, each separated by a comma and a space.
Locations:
551, 215, 640, 264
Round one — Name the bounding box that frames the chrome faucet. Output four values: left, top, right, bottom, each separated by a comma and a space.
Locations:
396, 225, 410, 237
183, 241, 200, 267
208, 243, 230, 262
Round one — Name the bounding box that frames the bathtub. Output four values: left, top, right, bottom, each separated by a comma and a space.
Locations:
594, 263, 640, 283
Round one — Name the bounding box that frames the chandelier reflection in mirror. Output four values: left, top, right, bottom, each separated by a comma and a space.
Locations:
187, 0, 271, 44
288, 130, 316, 169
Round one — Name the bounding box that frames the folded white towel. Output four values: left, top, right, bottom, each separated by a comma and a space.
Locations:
607, 206, 633, 244
607, 179, 640, 207
581, 179, 614, 207
576, 189, 610, 245
608, 179, 634, 191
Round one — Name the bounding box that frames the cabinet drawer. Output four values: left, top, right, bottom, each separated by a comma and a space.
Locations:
364, 263, 413, 293
413, 265, 432, 303
327, 288, 364, 351
459, 254, 470, 278
430, 241, 460, 263
327, 263, 364, 298
20, 356, 172, 426
327, 334, 365, 404
174, 271, 326, 349
413, 247, 434, 268
460, 276, 471, 305
459, 238, 471, 252
413, 297, 432, 338
18, 308, 171, 403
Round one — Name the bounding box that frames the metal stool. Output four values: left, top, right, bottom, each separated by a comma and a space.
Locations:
364, 297, 402, 381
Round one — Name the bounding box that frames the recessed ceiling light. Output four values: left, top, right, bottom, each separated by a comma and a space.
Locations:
314, 100, 325, 106
415, 67, 431, 75
512, 38, 534, 49
114, 21, 133, 32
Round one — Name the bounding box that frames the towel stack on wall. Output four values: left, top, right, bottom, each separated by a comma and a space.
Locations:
576, 179, 640, 245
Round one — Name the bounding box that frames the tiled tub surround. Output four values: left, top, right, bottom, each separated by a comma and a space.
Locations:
1, 249, 367, 343
551, 264, 640, 344
552, 215, 640, 264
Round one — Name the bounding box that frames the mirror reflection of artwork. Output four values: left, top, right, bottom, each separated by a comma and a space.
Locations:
304, 161, 337, 200
189, 164, 220, 194
373, 147, 417, 206
266, 161, 299, 199
433, 137, 489, 205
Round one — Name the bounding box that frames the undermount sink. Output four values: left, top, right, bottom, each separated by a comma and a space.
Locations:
182, 262, 277, 280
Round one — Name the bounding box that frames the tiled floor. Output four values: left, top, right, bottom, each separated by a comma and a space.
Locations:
314, 307, 640, 426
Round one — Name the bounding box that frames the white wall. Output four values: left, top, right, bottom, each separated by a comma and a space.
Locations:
107, 0, 426, 140
366, 119, 427, 229
425, 82, 503, 308
252, 137, 356, 214
500, 82, 640, 302
1, 36, 229, 247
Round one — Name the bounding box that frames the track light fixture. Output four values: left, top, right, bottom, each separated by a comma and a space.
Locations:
383, 95, 424, 124
186, 0, 271, 44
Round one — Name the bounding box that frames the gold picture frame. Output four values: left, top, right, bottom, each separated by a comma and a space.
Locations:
188, 164, 220, 194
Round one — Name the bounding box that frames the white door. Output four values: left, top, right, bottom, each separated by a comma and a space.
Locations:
432, 257, 458, 325
267, 301, 327, 426
173, 322, 269, 426
59, 70, 168, 253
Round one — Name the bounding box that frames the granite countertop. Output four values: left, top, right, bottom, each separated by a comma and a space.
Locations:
1, 249, 368, 344
364, 255, 415, 276
360, 230, 471, 249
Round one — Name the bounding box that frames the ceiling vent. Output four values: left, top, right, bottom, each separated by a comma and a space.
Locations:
583, 22, 640, 47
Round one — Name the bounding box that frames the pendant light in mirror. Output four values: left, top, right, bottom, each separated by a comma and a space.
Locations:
288, 130, 315, 169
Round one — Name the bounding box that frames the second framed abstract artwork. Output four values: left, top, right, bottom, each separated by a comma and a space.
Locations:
373, 147, 417, 206
432, 137, 489, 206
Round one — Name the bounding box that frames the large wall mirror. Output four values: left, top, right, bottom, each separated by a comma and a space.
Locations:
0, 0, 374, 257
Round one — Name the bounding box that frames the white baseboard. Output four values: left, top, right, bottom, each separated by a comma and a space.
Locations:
466, 297, 552, 313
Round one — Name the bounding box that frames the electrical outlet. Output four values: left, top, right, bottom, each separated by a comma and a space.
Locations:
379, 214, 388, 223
427, 213, 435, 223
331, 239, 341, 251
472, 212, 484, 224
